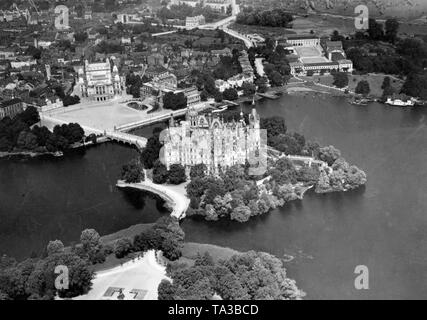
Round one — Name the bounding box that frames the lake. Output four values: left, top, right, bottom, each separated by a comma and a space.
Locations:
1, 93, 427, 299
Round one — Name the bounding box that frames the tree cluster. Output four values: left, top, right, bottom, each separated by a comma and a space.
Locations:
158, 250, 304, 300
152, 161, 187, 185
0, 108, 84, 153
236, 8, 294, 28
163, 92, 188, 111
132, 216, 185, 261
121, 159, 145, 183
157, 3, 224, 23
0, 241, 93, 300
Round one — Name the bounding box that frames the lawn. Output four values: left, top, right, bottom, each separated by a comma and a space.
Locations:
300, 73, 404, 98
230, 23, 296, 39
181, 242, 241, 263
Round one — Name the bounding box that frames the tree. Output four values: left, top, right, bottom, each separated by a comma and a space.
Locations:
381, 76, 391, 90
382, 85, 395, 101
121, 159, 144, 183
190, 163, 207, 179
260, 117, 286, 139
168, 164, 186, 184
230, 205, 251, 223
114, 238, 133, 259
163, 92, 187, 110
214, 91, 223, 103
242, 82, 256, 96
63, 95, 80, 107
17, 131, 38, 150
385, 18, 399, 43
74, 32, 88, 43
140, 135, 162, 169
194, 252, 214, 267
46, 240, 64, 256
267, 71, 283, 87
153, 160, 169, 184
401, 72, 427, 100
80, 229, 101, 253
17, 106, 39, 126
27, 252, 93, 299
157, 279, 176, 300
368, 18, 384, 41
355, 80, 371, 96
200, 90, 208, 101
222, 88, 238, 101
332, 72, 349, 88
318, 146, 341, 166
133, 228, 162, 252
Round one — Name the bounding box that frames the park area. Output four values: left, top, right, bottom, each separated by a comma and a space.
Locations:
299, 73, 404, 98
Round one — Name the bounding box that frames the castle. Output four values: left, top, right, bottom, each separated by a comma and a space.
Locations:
77, 58, 125, 102
162, 107, 264, 175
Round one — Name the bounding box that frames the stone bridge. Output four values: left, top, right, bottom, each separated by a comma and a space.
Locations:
106, 131, 147, 150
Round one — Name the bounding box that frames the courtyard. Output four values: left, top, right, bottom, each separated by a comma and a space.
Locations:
40, 96, 169, 133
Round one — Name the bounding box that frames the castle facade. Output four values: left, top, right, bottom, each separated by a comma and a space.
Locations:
162, 108, 264, 175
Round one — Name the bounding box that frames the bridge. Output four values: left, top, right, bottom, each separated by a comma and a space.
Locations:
116, 101, 211, 132
106, 131, 147, 150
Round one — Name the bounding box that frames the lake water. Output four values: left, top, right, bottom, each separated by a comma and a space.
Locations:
183, 94, 427, 299
1, 94, 427, 299
0, 143, 168, 260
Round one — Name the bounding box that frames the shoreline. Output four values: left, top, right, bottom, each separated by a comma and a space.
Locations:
116, 179, 190, 220
0, 137, 111, 160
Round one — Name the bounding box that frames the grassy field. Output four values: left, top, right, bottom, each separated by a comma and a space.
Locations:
100, 223, 155, 245
181, 242, 241, 263
300, 73, 404, 98
348, 74, 404, 97
230, 23, 296, 39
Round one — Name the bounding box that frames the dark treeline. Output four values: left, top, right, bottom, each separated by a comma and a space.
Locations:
0, 107, 84, 153
236, 8, 294, 28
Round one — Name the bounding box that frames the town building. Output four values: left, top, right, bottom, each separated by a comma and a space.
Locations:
185, 15, 206, 28
215, 73, 254, 92
0, 98, 24, 119
285, 35, 320, 47
77, 58, 125, 102
183, 86, 201, 106
286, 36, 353, 76
163, 107, 262, 174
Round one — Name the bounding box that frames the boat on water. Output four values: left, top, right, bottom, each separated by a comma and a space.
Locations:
349, 97, 369, 106
53, 151, 64, 157
385, 94, 416, 107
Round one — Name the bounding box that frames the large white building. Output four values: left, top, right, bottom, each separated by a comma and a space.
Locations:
77, 59, 125, 102
286, 36, 353, 76
163, 108, 262, 174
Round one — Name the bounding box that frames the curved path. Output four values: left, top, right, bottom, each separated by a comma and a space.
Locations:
117, 178, 190, 220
